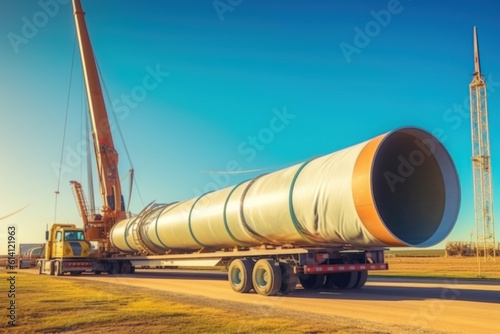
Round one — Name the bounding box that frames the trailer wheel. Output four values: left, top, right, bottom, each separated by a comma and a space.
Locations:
323, 274, 335, 289
324, 271, 358, 289
54, 261, 62, 276
352, 269, 368, 289
279, 262, 298, 294
228, 259, 254, 293
121, 262, 133, 274
109, 262, 120, 275
298, 273, 325, 290
252, 259, 282, 296
324, 258, 363, 290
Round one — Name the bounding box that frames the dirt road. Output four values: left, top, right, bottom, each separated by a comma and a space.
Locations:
58, 269, 500, 333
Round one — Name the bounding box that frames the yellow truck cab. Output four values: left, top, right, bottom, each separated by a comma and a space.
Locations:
38, 223, 134, 276
48, 225, 90, 259
38, 224, 93, 276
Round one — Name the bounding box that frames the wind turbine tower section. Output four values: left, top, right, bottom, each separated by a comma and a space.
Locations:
469, 26, 496, 261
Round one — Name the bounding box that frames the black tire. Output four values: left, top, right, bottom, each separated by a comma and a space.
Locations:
324, 271, 358, 289
109, 262, 120, 275
298, 273, 325, 290
323, 274, 335, 289
54, 261, 62, 276
121, 262, 134, 274
228, 259, 254, 293
324, 259, 367, 290
279, 263, 298, 294
252, 259, 282, 296
352, 270, 368, 289
49, 261, 55, 276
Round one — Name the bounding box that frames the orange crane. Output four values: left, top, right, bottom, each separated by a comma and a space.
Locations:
70, 0, 126, 254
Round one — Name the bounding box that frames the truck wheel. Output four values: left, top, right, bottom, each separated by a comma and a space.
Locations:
352, 270, 368, 289
252, 259, 282, 296
49, 261, 55, 276
324, 259, 366, 290
279, 262, 298, 294
324, 271, 358, 289
109, 262, 120, 275
228, 259, 254, 293
121, 262, 133, 274
298, 273, 325, 290
54, 261, 62, 276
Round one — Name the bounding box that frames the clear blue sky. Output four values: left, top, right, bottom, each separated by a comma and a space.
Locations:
1, 0, 499, 248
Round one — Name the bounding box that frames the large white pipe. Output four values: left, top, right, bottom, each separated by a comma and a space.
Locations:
110, 127, 460, 254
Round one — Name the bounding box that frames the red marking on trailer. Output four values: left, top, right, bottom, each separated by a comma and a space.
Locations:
302, 263, 388, 274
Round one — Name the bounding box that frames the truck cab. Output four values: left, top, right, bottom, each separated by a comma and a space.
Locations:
38, 224, 93, 276
48, 225, 89, 259
46, 224, 90, 259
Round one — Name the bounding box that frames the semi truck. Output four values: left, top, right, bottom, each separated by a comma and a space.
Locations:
38, 0, 460, 297
37, 221, 389, 295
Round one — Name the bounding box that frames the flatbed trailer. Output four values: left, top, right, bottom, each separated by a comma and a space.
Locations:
38, 245, 387, 295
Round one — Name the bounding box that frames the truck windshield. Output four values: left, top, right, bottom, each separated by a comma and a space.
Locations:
64, 231, 85, 241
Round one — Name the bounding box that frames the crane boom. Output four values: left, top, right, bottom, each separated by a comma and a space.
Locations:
72, 0, 126, 252
70, 180, 90, 226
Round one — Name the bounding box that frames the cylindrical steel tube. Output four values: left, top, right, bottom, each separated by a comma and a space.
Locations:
110, 127, 460, 253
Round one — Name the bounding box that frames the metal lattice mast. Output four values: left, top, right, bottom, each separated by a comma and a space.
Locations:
469, 26, 496, 262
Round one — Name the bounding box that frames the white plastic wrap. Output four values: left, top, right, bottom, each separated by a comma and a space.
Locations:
110, 127, 460, 253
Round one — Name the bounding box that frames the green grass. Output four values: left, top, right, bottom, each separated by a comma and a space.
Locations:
4, 256, 498, 333
371, 256, 500, 280
385, 249, 445, 257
